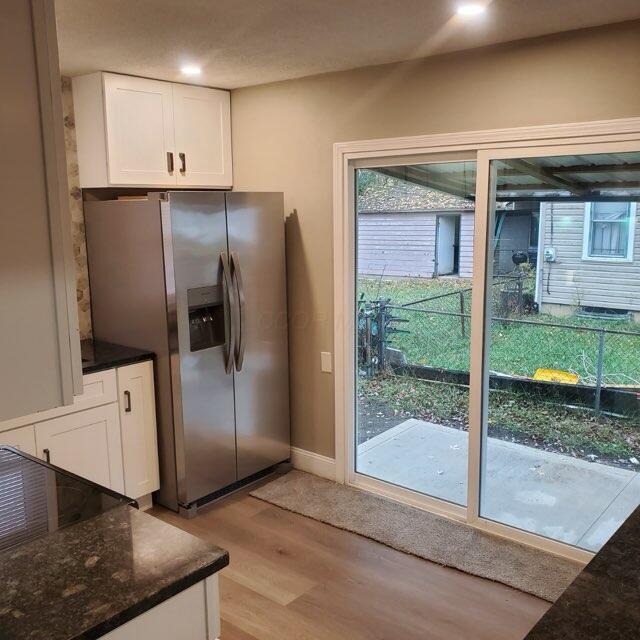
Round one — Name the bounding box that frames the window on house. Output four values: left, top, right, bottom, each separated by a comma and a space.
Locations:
584, 202, 635, 260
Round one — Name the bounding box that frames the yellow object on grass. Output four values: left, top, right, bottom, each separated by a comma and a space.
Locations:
533, 368, 580, 384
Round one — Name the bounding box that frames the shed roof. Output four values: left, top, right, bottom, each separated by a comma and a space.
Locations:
357, 171, 474, 213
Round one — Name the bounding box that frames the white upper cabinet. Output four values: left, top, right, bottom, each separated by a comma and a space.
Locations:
72, 72, 233, 189
103, 74, 176, 186
173, 83, 232, 187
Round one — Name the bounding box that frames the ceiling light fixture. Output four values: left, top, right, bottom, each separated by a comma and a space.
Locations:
181, 65, 201, 76
457, 4, 485, 16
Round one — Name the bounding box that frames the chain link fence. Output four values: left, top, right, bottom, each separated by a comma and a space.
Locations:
358, 273, 640, 415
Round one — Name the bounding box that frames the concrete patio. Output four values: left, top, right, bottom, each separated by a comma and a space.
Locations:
357, 418, 640, 552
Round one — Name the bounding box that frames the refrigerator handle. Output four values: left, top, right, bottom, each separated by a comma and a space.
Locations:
220, 251, 236, 374
230, 252, 246, 372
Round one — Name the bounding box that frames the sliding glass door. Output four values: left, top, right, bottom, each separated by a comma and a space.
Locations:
479, 147, 640, 552
355, 158, 477, 506
350, 140, 640, 554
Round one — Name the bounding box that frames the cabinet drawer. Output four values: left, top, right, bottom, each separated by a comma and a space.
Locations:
0, 369, 117, 432
74, 369, 118, 411
0, 425, 37, 457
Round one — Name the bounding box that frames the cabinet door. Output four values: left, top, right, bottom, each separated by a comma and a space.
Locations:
0, 0, 81, 421
103, 73, 176, 186
173, 84, 232, 187
35, 404, 124, 493
0, 426, 37, 457
117, 361, 160, 499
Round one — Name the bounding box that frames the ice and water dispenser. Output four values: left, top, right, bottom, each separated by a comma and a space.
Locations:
187, 285, 226, 352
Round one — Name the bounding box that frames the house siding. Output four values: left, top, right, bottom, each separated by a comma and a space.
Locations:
459, 213, 474, 278
494, 212, 533, 274
539, 202, 640, 313
357, 211, 474, 278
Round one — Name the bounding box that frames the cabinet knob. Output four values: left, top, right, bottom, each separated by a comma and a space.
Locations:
124, 390, 132, 413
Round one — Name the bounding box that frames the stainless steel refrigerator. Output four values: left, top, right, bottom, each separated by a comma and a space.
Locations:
84, 191, 290, 514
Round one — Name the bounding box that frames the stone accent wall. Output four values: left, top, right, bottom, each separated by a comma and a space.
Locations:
61, 76, 92, 339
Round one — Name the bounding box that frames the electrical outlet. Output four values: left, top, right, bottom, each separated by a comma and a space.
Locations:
321, 352, 332, 373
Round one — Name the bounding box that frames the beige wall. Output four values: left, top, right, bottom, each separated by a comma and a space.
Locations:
230, 21, 640, 458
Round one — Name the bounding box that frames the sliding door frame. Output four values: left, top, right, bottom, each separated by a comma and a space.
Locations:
333, 118, 640, 564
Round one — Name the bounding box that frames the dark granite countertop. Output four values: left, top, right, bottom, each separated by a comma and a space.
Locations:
0, 448, 229, 640
524, 504, 640, 639
81, 339, 154, 374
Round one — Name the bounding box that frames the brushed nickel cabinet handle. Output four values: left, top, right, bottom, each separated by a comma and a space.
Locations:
167, 151, 174, 173
179, 152, 186, 174
124, 390, 132, 413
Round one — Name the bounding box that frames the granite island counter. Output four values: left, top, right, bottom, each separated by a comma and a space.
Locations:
525, 502, 640, 639
0, 447, 228, 640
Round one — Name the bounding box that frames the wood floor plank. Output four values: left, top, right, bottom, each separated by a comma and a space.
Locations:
152, 484, 549, 640
220, 618, 260, 640
151, 505, 318, 606
221, 575, 346, 640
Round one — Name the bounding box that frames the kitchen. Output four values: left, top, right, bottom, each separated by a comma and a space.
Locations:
2, 1, 640, 639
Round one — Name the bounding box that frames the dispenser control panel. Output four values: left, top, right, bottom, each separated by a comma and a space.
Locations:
187, 285, 225, 352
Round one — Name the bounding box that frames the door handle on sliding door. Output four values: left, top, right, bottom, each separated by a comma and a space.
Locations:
220, 252, 236, 374
230, 252, 246, 372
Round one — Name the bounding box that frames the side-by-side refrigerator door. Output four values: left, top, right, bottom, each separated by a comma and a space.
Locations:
163, 191, 237, 506
226, 192, 291, 479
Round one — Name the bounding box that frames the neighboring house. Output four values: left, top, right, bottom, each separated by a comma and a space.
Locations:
357, 174, 536, 279
536, 201, 640, 318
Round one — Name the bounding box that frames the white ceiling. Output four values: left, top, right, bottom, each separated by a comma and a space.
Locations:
55, 0, 640, 89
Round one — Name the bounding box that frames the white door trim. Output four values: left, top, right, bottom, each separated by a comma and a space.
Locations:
333, 117, 640, 561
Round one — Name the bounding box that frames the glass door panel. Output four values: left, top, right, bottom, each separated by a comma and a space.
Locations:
480, 149, 640, 551
355, 160, 476, 506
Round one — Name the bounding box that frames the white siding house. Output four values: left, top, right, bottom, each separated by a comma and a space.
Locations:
537, 201, 640, 317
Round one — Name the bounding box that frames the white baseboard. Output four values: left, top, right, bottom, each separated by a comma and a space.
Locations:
290, 447, 336, 480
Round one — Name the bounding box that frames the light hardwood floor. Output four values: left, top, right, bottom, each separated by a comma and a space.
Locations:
151, 484, 549, 640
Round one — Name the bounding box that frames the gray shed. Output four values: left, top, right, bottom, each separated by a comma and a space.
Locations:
357, 173, 475, 278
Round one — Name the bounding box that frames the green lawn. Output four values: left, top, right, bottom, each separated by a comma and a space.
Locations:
358, 277, 640, 386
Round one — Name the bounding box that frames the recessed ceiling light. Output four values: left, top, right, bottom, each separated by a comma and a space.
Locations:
457, 4, 485, 16
181, 65, 201, 76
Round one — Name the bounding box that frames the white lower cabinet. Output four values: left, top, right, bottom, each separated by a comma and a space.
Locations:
0, 424, 37, 456
117, 361, 160, 499
0, 362, 160, 500
34, 403, 125, 494
102, 575, 220, 640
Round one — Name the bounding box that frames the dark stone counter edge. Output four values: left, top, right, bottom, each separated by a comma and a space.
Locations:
81, 340, 155, 375
81, 352, 154, 375
83, 551, 229, 640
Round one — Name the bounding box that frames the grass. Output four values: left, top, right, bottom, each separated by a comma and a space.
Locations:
358, 276, 640, 386
359, 374, 640, 464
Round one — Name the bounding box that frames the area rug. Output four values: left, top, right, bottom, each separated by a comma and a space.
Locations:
250, 470, 583, 602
